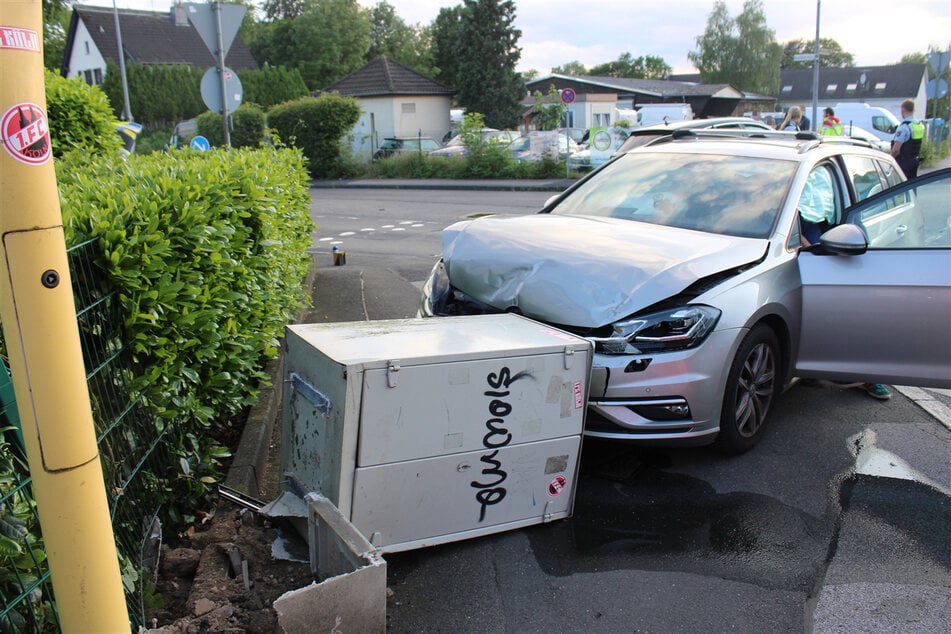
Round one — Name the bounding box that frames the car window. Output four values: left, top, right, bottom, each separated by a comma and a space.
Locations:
842, 155, 888, 202
844, 170, 950, 249
876, 159, 903, 188
551, 152, 797, 238
871, 115, 895, 135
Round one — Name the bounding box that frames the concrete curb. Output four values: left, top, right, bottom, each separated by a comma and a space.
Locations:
311, 178, 574, 192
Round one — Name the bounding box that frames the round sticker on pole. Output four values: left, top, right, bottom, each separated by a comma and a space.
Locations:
1, 103, 51, 166
560, 88, 576, 105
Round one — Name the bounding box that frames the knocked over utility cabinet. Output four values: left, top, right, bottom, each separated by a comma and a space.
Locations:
281, 314, 593, 553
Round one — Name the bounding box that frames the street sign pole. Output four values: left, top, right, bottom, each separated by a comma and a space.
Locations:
214, 2, 230, 147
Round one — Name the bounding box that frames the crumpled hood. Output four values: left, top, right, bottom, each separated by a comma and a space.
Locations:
442, 214, 768, 328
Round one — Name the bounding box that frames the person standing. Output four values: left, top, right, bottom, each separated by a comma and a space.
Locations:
820, 107, 842, 136
890, 99, 925, 178
779, 106, 802, 131
799, 105, 811, 132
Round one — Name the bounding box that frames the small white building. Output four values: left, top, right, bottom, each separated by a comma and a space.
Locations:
323, 57, 457, 160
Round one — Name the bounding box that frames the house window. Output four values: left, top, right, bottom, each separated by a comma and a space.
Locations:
93, 68, 103, 85
874, 82, 886, 91
781, 85, 792, 94
84, 41, 90, 55
563, 109, 575, 128
401, 103, 416, 114
593, 113, 610, 127
83, 69, 93, 85
846, 83, 857, 92
825, 84, 837, 93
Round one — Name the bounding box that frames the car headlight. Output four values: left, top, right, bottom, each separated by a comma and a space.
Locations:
419, 259, 450, 317
590, 305, 721, 354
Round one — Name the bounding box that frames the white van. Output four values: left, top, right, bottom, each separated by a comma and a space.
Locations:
635, 103, 694, 127
832, 103, 901, 141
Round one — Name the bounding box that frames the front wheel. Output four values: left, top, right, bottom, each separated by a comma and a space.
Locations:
715, 325, 781, 454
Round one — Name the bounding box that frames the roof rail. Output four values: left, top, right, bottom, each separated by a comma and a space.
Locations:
668, 128, 819, 141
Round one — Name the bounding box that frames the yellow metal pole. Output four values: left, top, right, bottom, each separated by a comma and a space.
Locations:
0, 1, 128, 631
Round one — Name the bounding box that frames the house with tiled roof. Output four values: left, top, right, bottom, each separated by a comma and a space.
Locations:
323, 56, 457, 159
61, 4, 257, 86
524, 74, 775, 129
776, 64, 928, 119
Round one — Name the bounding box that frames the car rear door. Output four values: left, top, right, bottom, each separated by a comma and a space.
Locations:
795, 168, 951, 388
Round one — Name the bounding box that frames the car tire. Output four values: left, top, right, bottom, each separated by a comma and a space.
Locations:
714, 324, 780, 454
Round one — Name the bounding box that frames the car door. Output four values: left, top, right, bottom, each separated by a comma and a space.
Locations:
795, 168, 951, 388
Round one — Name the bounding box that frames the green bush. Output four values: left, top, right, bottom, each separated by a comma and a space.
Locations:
55, 146, 313, 519
44, 70, 122, 158
267, 94, 361, 178
196, 103, 266, 148
238, 66, 310, 110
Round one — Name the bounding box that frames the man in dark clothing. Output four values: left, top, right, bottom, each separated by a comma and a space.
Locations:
891, 99, 925, 178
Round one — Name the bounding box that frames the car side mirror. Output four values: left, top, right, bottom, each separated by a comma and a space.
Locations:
815, 223, 868, 255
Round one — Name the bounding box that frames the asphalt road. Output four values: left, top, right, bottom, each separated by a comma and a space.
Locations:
302, 186, 950, 633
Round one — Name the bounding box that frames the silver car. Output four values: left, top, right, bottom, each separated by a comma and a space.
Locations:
421, 130, 951, 452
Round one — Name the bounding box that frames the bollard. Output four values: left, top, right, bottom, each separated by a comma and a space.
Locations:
332, 245, 346, 266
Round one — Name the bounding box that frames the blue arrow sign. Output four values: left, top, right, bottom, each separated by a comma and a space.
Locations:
190, 135, 210, 151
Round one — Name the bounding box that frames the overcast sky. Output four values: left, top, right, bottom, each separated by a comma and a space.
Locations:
86, 0, 951, 75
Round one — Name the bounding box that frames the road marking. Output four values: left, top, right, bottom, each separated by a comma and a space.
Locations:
895, 386, 951, 431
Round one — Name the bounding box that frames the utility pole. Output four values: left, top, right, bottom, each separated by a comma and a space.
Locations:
0, 1, 128, 630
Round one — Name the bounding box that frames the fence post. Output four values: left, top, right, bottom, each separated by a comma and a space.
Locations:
0, 1, 129, 630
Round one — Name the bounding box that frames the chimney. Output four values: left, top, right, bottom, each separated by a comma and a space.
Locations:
172, 5, 188, 27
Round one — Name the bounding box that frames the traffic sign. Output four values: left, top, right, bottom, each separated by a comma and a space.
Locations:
184, 2, 246, 59
190, 135, 210, 151
200, 66, 243, 114
560, 88, 576, 105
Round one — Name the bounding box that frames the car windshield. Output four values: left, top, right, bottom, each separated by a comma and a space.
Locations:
551, 152, 798, 238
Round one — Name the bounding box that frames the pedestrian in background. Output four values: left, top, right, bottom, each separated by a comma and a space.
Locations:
779, 106, 802, 131
799, 105, 811, 131
891, 98, 924, 178
820, 107, 842, 136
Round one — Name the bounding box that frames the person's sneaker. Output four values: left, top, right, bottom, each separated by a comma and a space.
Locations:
863, 383, 891, 400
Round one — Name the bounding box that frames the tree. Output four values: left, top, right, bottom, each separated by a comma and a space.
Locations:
255, 0, 371, 90
454, 0, 524, 129
531, 87, 566, 130
366, 2, 436, 77
781, 38, 855, 69
552, 60, 588, 76
589, 52, 671, 79
42, 0, 70, 71
688, 0, 781, 95
430, 5, 465, 89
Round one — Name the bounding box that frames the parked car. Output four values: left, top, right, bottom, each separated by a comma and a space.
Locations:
838, 124, 891, 152
571, 118, 773, 171
420, 130, 951, 452
428, 129, 520, 159
373, 136, 442, 159
509, 131, 580, 162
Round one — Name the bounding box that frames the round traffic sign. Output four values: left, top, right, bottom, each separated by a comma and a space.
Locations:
560, 88, 576, 105
190, 135, 210, 151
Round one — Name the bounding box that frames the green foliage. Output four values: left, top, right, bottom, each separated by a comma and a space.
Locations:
430, 5, 465, 90
689, 0, 782, 95
267, 94, 362, 177
238, 66, 310, 110
254, 0, 372, 90
454, 0, 524, 129
532, 87, 566, 131
101, 62, 205, 128
44, 70, 122, 158
552, 60, 588, 76
781, 38, 855, 70
43, 0, 70, 72
588, 52, 671, 79
367, 1, 436, 76
196, 104, 266, 148
55, 147, 314, 514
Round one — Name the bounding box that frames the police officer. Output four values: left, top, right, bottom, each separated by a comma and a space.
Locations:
891, 99, 924, 178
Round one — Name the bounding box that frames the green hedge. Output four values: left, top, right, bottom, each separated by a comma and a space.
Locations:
44, 70, 122, 158
238, 66, 310, 110
196, 103, 267, 148
57, 147, 312, 427
267, 94, 361, 178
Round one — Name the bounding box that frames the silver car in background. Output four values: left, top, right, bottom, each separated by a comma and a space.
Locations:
421, 130, 951, 453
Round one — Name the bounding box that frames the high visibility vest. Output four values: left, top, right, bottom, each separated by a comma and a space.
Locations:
820, 118, 842, 135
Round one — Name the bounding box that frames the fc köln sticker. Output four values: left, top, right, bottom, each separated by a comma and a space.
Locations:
2, 103, 51, 165
547, 475, 568, 497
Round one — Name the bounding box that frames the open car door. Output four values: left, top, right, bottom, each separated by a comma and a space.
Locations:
796, 168, 951, 388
